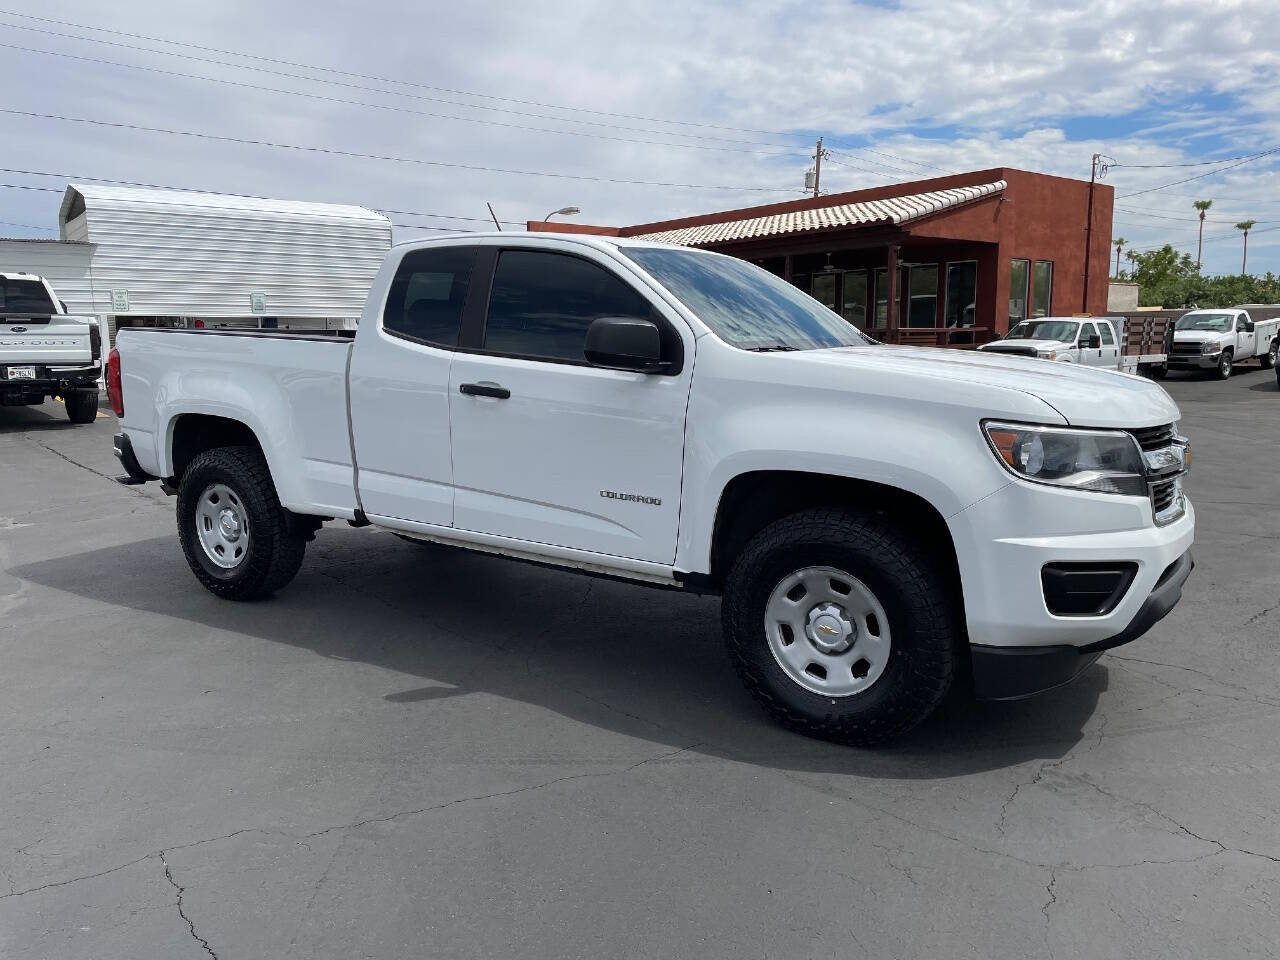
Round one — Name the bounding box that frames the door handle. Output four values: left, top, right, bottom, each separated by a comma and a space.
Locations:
459, 382, 511, 400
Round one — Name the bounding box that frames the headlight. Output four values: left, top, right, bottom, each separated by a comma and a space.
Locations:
1201, 342, 1219, 355
983, 422, 1147, 496
1037, 350, 1058, 360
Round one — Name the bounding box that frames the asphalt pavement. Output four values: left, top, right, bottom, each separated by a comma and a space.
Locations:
1, 366, 1278, 959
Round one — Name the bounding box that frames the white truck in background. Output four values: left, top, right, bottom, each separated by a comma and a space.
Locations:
0, 272, 102, 422
978, 316, 1171, 375
110, 234, 1195, 744
1166, 308, 1280, 379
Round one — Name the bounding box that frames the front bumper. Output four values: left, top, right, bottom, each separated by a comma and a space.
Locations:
971, 550, 1194, 699
1167, 352, 1220, 368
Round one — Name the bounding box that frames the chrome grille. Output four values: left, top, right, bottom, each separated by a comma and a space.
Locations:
1128, 423, 1176, 451
1151, 479, 1178, 513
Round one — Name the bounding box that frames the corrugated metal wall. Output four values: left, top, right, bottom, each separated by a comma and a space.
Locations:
62, 186, 392, 321
0, 240, 98, 316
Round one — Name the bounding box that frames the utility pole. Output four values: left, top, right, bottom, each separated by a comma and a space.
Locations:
1082, 153, 1111, 313
811, 137, 827, 198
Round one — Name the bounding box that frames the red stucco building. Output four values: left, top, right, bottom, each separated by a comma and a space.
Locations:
528, 168, 1113, 346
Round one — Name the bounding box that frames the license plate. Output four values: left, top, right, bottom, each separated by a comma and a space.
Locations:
5, 366, 36, 380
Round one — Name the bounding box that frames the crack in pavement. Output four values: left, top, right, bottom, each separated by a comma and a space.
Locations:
160, 850, 218, 959
1105, 653, 1280, 707
0, 744, 703, 905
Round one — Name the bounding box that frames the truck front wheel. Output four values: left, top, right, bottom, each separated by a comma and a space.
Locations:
1215, 349, 1233, 379
722, 508, 958, 745
176, 446, 307, 600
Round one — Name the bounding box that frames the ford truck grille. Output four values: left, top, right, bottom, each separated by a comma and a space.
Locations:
982, 344, 1039, 357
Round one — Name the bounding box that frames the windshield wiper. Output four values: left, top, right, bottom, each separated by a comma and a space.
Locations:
745, 344, 799, 352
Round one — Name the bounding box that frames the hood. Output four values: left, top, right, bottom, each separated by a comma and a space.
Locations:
782, 344, 1180, 429
1173, 329, 1225, 343
980, 338, 1070, 353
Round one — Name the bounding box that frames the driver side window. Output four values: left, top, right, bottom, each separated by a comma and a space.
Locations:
1079, 322, 1097, 345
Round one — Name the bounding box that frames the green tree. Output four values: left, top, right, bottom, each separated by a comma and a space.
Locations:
1236, 219, 1257, 274
1113, 237, 1126, 278
1193, 199, 1213, 270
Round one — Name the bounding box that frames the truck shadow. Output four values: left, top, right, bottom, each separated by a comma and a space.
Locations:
0, 403, 76, 433
13, 529, 1106, 779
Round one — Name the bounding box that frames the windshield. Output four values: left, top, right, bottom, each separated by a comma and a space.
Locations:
1176, 312, 1233, 331
0, 278, 56, 316
621, 247, 870, 351
1005, 320, 1080, 342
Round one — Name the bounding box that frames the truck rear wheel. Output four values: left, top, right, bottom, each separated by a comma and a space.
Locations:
176, 446, 306, 600
1261, 341, 1278, 370
65, 389, 98, 424
722, 508, 958, 746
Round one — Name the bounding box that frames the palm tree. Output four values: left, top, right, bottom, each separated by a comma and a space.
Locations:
1236, 220, 1257, 274
1193, 200, 1213, 270
1113, 237, 1126, 277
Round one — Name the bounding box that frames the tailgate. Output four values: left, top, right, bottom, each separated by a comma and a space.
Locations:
0, 318, 94, 367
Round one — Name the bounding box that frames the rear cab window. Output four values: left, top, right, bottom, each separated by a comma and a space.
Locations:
382, 247, 478, 347
1098, 322, 1115, 346
0, 278, 56, 316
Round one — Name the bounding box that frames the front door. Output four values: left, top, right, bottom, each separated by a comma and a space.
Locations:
448, 247, 692, 563
1235, 315, 1254, 358
1096, 320, 1120, 368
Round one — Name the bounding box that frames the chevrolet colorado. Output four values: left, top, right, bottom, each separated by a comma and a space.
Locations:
109, 234, 1195, 743
1, 272, 102, 422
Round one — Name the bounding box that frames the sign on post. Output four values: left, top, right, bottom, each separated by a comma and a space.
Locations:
250, 292, 267, 314
110, 289, 130, 312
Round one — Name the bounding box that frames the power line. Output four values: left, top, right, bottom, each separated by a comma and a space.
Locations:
1115, 205, 1276, 225
0, 166, 529, 225
0, 218, 54, 231
0, 39, 807, 159
0, 15, 803, 149
1117, 146, 1280, 199
0, 108, 798, 193
1113, 147, 1280, 169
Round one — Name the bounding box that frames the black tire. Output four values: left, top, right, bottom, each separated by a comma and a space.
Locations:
1261, 341, 1278, 370
1148, 363, 1168, 380
722, 508, 959, 746
65, 389, 98, 424
176, 446, 306, 600
1215, 349, 1233, 380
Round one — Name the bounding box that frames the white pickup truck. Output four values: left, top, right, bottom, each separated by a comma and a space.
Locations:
1167, 308, 1280, 379
110, 234, 1195, 744
978, 316, 1170, 375
1, 272, 102, 422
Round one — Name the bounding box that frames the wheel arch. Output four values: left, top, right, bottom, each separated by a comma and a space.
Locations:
705, 470, 962, 601
166, 412, 268, 483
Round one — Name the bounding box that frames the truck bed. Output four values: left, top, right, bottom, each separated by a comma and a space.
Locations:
116, 328, 359, 518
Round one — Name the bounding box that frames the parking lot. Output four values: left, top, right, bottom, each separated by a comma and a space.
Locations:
1, 367, 1277, 960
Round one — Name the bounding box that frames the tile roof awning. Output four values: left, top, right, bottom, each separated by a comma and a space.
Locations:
632, 180, 1006, 247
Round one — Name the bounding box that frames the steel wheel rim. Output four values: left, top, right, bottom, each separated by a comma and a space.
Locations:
195, 483, 251, 570
764, 565, 892, 697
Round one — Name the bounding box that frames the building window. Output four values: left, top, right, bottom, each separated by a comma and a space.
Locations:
873, 268, 889, 327
811, 273, 837, 311
1032, 261, 1053, 318
944, 261, 977, 328
841, 270, 868, 328
1009, 259, 1030, 324
907, 265, 938, 327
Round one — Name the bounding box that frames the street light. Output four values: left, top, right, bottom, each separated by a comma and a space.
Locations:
544, 206, 581, 221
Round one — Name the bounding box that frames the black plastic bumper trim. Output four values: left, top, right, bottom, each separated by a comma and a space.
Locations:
971, 550, 1194, 700
113, 433, 156, 483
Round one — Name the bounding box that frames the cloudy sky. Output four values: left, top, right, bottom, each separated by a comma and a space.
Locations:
2, 0, 1278, 276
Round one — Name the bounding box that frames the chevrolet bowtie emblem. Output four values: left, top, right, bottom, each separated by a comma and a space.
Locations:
817, 624, 838, 635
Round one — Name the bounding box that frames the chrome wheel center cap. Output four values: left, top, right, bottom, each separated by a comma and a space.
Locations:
806, 602, 855, 654
218, 509, 242, 541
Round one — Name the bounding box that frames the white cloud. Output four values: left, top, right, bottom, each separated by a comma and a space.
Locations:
0, 0, 1277, 275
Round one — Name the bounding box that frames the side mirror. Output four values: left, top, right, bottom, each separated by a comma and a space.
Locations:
1243, 321, 1255, 333
1084, 335, 1101, 349
584, 316, 666, 372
